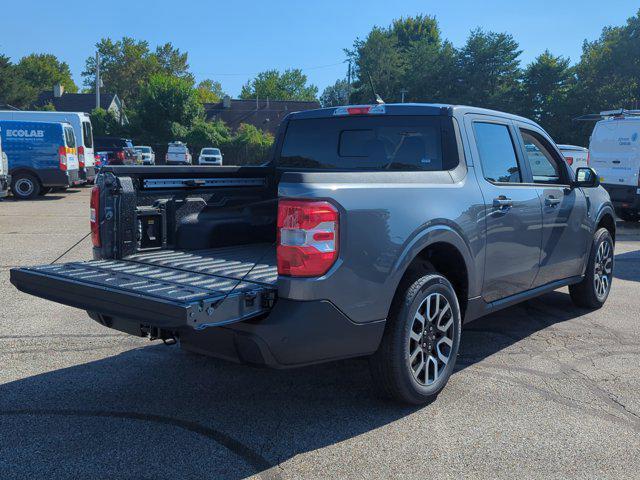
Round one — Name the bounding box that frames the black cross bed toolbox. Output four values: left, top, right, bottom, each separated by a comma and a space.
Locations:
9, 244, 277, 330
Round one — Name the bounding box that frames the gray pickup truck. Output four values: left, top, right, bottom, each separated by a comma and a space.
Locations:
10, 104, 616, 404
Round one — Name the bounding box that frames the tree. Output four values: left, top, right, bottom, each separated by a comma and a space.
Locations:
184, 118, 230, 153
82, 38, 193, 104
221, 123, 274, 165
456, 29, 522, 111
0, 54, 25, 107
320, 79, 350, 107
195, 79, 226, 104
90, 107, 124, 136
135, 74, 203, 143
11, 53, 77, 106
520, 51, 574, 140
240, 69, 318, 101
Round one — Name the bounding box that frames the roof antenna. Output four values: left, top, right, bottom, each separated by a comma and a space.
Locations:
367, 72, 384, 105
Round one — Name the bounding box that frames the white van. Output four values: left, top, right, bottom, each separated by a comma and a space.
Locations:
558, 145, 589, 174
0, 111, 95, 183
588, 110, 640, 221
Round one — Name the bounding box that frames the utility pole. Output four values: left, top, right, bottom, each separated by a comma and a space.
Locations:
95, 51, 101, 110
400, 88, 408, 103
346, 59, 352, 104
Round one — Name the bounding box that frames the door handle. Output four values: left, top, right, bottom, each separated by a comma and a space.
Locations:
545, 195, 561, 207
492, 196, 513, 210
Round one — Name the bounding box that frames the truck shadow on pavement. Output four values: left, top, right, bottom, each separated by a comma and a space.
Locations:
613, 249, 640, 282
0, 291, 594, 480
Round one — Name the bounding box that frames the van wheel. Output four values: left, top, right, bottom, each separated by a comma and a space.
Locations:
569, 228, 614, 309
369, 269, 461, 404
11, 173, 40, 200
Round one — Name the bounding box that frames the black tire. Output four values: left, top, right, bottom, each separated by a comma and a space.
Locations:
569, 228, 614, 309
369, 268, 462, 404
11, 173, 40, 200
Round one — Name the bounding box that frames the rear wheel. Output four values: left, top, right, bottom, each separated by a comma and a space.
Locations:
11, 173, 40, 200
370, 269, 461, 404
570, 228, 614, 309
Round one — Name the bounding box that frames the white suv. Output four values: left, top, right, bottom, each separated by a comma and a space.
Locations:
166, 142, 192, 165
198, 147, 223, 165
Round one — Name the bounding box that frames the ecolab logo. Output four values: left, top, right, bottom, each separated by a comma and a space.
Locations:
6, 129, 45, 138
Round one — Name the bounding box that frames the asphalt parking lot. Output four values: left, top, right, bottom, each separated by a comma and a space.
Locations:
1, 188, 639, 479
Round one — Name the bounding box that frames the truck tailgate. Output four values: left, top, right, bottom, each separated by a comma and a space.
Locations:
10, 244, 277, 330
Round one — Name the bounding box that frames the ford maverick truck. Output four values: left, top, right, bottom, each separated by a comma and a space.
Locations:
10, 104, 616, 404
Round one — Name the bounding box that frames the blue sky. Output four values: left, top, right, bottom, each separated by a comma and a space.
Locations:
1, 1, 637, 97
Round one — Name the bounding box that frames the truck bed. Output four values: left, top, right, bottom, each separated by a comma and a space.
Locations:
10, 244, 277, 330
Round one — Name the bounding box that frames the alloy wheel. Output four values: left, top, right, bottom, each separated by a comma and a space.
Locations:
594, 239, 613, 300
407, 292, 454, 386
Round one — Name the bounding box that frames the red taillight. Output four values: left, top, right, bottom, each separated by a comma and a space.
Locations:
277, 199, 339, 277
334, 105, 385, 116
78, 146, 85, 168
58, 146, 67, 171
94, 154, 101, 166
347, 106, 371, 115
90, 186, 101, 247
116, 150, 125, 161
565, 156, 574, 166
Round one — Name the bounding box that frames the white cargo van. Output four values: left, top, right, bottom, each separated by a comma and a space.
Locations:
0, 111, 96, 183
588, 110, 640, 221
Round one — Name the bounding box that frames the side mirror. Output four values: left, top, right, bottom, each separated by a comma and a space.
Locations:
573, 167, 600, 188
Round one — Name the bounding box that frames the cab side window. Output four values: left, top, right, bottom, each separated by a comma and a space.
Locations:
474, 122, 522, 183
520, 129, 566, 185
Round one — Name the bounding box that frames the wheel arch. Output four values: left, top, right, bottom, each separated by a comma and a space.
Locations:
390, 225, 476, 318
596, 208, 616, 243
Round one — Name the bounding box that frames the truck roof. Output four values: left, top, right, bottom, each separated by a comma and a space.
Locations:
289, 103, 537, 125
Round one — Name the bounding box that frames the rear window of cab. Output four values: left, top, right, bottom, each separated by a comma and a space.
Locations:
278, 115, 459, 171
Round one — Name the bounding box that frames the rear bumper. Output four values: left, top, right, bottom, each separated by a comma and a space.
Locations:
602, 183, 640, 211
38, 169, 81, 187
96, 298, 386, 368
82, 166, 96, 183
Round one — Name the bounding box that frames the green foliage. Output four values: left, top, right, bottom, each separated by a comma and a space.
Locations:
134, 73, 203, 143
195, 79, 226, 104
82, 38, 193, 104
0, 54, 27, 107
36, 102, 57, 111
220, 123, 274, 165
184, 118, 230, 153
240, 69, 318, 101
90, 107, 124, 136
320, 78, 351, 107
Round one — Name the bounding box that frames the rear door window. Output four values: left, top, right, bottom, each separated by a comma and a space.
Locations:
82, 122, 93, 148
474, 122, 522, 183
278, 116, 458, 171
64, 126, 76, 148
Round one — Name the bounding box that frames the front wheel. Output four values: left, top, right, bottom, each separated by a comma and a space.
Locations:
369, 270, 462, 404
569, 228, 614, 309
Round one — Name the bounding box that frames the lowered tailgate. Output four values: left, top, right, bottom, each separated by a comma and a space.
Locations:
10, 244, 277, 330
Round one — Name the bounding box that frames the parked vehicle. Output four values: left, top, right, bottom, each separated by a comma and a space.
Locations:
10, 104, 616, 404
0, 120, 81, 199
166, 141, 192, 165
558, 144, 589, 173
198, 147, 223, 165
587, 109, 640, 221
93, 137, 137, 166
0, 133, 9, 198
0, 111, 96, 184
134, 146, 155, 165
94, 151, 109, 171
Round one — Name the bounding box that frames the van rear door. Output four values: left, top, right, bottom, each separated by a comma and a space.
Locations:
590, 120, 640, 187
63, 125, 79, 171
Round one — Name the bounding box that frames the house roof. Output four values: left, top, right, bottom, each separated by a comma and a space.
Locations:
35, 92, 118, 113
204, 99, 320, 134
